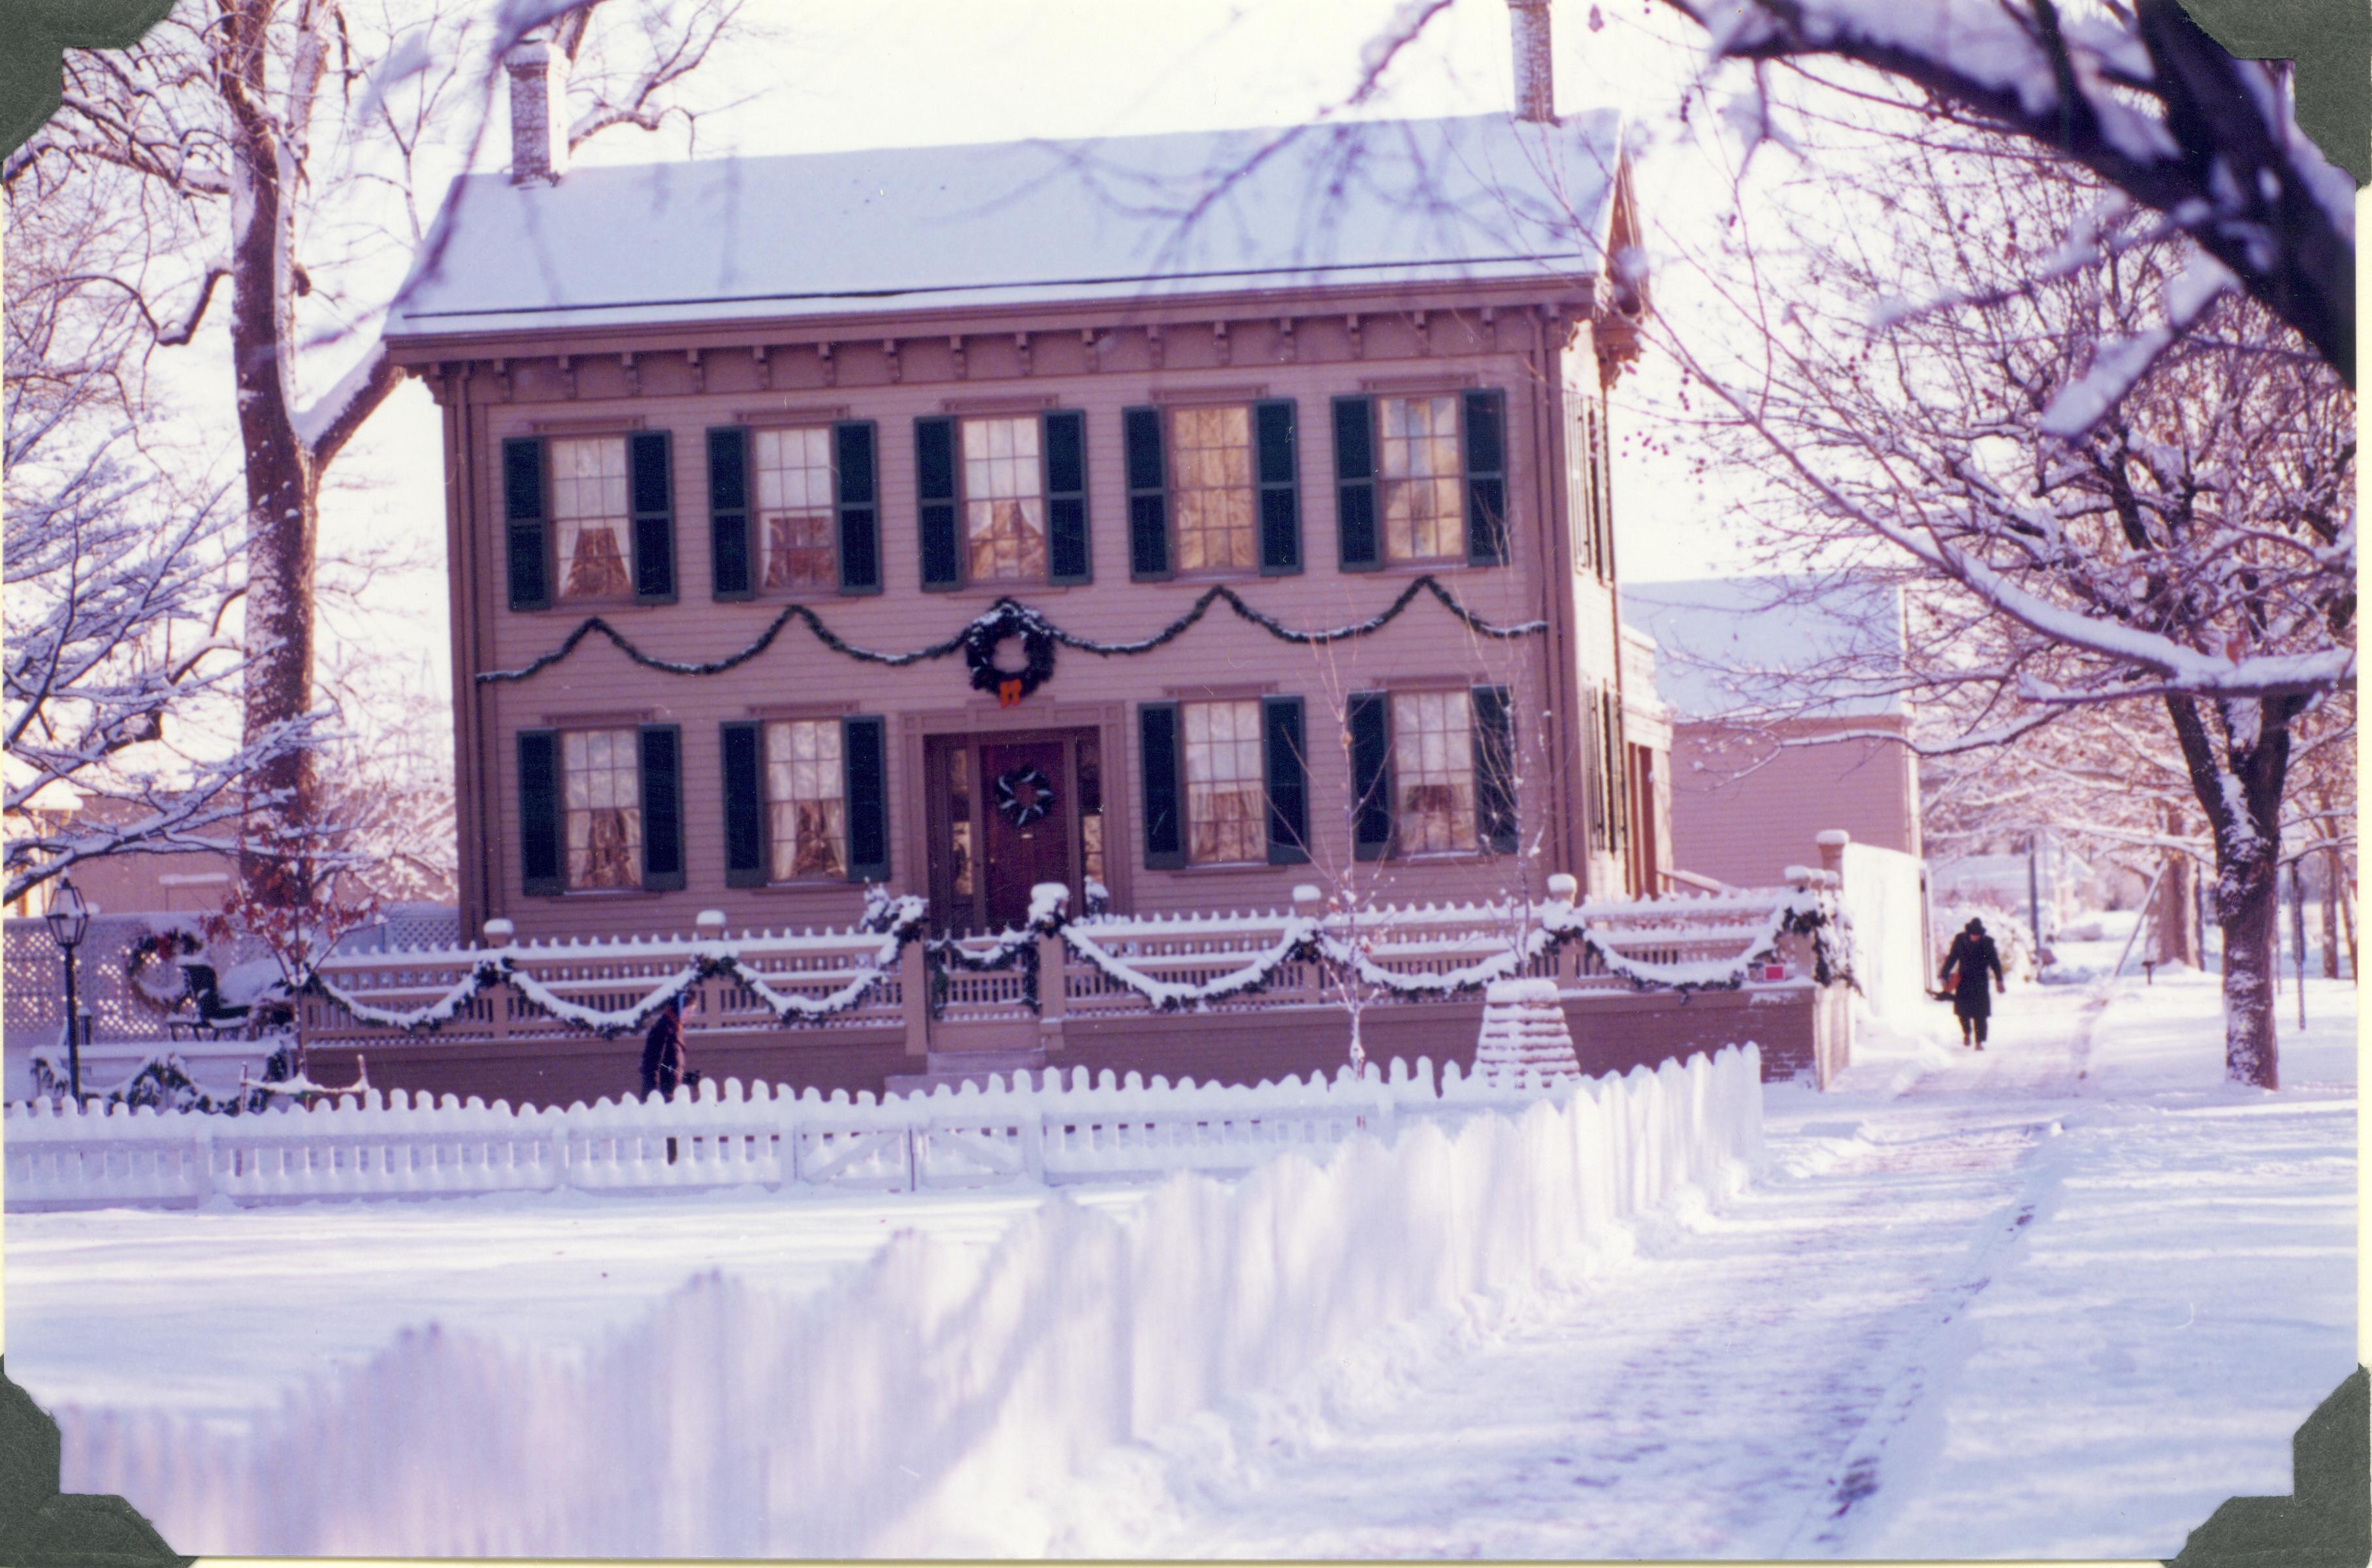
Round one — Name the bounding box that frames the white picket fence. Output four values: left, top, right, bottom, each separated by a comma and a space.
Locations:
63, 1044, 1767, 1558
2, 1053, 1655, 1212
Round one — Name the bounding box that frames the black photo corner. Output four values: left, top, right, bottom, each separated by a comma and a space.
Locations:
0, 0, 2361, 1563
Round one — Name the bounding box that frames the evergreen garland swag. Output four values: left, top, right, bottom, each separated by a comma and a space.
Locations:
478, 575, 1548, 687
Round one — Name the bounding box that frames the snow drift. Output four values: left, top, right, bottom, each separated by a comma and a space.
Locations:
58, 1045, 1763, 1558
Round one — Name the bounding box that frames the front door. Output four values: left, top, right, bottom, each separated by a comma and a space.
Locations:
979, 739, 1071, 930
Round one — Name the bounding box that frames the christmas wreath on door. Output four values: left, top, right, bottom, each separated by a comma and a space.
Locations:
993, 764, 1056, 827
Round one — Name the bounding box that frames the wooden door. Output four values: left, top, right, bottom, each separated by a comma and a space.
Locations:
979, 739, 1074, 930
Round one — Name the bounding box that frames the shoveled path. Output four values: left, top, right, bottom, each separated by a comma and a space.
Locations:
1078, 989, 2104, 1560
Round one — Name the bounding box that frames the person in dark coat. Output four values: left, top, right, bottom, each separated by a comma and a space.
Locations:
1940, 918, 2007, 1049
640, 993, 688, 1097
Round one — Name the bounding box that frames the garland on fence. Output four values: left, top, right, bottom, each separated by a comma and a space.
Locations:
921, 885, 1855, 1016
476, 575, 1547, 688
27, 1040, 356, 1117
299, 895, 930, 1038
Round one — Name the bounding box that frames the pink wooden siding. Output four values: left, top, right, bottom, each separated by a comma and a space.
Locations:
1666, 714, 1921, 888
406, 289, 1627, 941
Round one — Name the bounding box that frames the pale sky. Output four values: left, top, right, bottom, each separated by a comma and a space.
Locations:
241, 0, 1755, 737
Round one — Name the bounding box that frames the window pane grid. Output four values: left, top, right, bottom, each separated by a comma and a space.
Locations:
755, 426, 836, 590
562, 727, 641, 889
961, 417, 1047, 581
1170, 406, 1257, 571
1392, 692, 1476, 853
766, 719, 847, 880
1183, 699, 1265, 864
1379, 396, 1462, 562
551, 437, 633, 599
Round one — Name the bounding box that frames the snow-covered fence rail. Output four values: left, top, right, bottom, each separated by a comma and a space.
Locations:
2, 1051, 1693, 1212
293, 918, 927, 1049
61, 1046, 1764, 1558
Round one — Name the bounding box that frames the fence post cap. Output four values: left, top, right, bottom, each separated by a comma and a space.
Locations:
1814, 829, 1852, 847
482, 918, 516, 944
694, 910, 727, 934
1545, 873, 1579, 903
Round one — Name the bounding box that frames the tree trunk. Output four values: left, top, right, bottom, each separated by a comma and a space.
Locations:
2322, 845, 2341, 980
2147, 804, 2200, 968
221, 1, 320, 910
2166, 693, 2294, 1089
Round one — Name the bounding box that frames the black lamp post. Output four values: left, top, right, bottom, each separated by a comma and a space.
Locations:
43, 876, 91, 1101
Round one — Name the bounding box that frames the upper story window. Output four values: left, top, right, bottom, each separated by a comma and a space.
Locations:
755, 428, 838, 591
1171, 408, 1258, 572
1331, 389, 1506, 573
502, 432, 677, 612
552, 438, 634, 599
917, 410, 1089, 590
707, 422, 880, 600
961, 416, 1048, 583
1378, 396, 1464, 564
1124, 400, 1301, 580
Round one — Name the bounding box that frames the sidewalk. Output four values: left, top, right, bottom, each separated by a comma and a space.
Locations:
1045, 978, 2357, 1560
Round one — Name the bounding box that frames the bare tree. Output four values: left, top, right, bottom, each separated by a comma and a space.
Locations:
3, 160, 319, 904
8, 0, 746, 904
1657, 124, 2351, 1086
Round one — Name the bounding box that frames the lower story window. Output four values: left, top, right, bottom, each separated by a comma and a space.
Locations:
1184, 698, 1265, 863
1391, 690, 1476, 852
766, 718, 848, 880
563, 728, 641, 889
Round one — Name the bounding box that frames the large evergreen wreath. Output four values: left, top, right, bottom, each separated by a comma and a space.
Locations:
962, 603, 1058, 705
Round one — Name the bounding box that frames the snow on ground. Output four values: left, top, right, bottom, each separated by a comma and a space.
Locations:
3, 1183, 1146, 1423
1, 973, 2353, 1560
1035, 978, 2356, 1560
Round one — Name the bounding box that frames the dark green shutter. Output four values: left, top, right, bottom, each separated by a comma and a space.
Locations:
1463, 389, 1508, 566
915, 416, 960, 590
628, 431, 676, 603
1254, 399, 1301, 575
707, 427, 753, 600
721, 722, 766, 888
1348, 691, 1392, 860
1604, 690, 1630, 853
835, 421, 882, 594
1579, 682, 1606, 850
1139, 703, 1185, 869
1472, 685, 1518, 855
517, 729, 562, 895
638, 724, 685, 890
1262, 696, 1309, 865
1043, 409, 1091, 584
1333, 396, 1380, 571
1122, 406, 1171, 580
1591, 400, 1617, 580
843, 715, 890, 883
502, 438, 549, 611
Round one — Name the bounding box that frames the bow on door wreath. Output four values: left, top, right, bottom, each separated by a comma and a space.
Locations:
993, 765, 1057, 827
963, 604, 1058, 707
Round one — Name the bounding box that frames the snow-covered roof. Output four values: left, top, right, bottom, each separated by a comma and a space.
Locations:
1621, 575, 1912, 721
391, 112, 1627, 341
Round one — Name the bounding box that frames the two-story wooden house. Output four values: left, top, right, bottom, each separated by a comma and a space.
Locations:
386, 68, 1649, 952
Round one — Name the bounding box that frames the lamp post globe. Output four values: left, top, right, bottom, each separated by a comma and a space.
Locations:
43, 876, 91, 1102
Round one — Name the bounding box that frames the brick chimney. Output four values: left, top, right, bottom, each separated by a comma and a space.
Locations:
506, 37, 568, 185
1508, 0, 1556, 123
